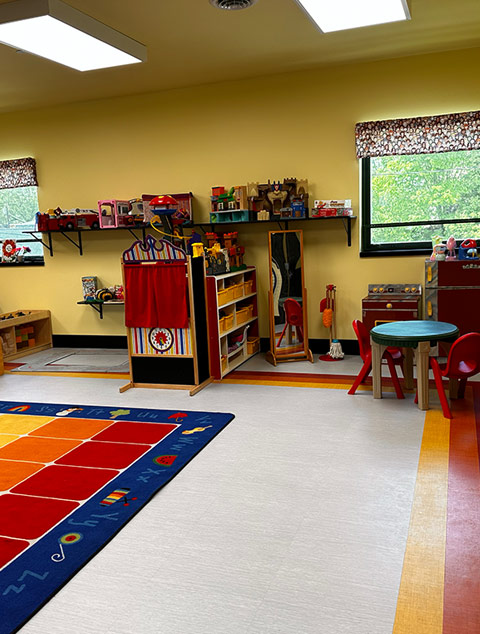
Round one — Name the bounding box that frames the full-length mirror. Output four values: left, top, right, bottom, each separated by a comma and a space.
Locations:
266, 230, 313, 365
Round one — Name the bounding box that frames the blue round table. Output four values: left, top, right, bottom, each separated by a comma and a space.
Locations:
370, 320, 459, 410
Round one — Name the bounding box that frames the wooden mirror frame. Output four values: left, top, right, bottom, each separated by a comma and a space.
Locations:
266, 229, 313, 366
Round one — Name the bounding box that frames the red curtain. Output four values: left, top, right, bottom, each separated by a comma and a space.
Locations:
124, 262, 188, 328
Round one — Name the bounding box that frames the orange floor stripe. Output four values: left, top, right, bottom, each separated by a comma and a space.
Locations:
393, 408, 450, 634
443, 389, 480, 633
220, 377, 400, 392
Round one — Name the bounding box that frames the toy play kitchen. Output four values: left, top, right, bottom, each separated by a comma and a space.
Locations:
425, 259, 480, 335
361, 284, 422, 331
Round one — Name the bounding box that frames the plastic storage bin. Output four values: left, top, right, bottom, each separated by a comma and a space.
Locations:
247, 337, 260, 355
244, 279, 254, 295
236, 307, 249, 325
218, 287, 234, 306
232, 282, 244, 299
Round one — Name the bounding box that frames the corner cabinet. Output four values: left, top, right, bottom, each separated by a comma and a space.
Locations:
206, 267, 259, 379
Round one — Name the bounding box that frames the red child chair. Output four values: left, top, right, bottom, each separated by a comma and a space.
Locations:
277, 298, 304, 347
348, 319, 405, 398
424, 332, 480, 418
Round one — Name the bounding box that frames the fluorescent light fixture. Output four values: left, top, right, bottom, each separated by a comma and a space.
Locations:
294, 0, 410, 33
0, 0, 147, 71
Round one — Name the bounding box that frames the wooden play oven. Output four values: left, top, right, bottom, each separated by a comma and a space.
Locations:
361, 284, 422, 331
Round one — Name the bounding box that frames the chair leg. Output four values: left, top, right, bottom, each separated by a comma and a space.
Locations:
385, 353, 404, 399
458, 378, 467, 399
276, 322, 288, 347
430, 358, 452, 418
348, 359, 372, 395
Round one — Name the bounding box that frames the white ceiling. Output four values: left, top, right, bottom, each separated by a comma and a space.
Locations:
1, 0, 479, 113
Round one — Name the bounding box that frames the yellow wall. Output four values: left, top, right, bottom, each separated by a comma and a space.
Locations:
1, 46, 479, 340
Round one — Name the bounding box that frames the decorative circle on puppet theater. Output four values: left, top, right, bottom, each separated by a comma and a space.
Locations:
148, 328, 174, 352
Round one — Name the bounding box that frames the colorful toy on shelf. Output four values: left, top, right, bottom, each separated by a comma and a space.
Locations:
210, 178, 308, 223
149, 195, 179, 216
312, 199, 353, 217
433, 243, 447, 261
446, 235, 456, 260
95, 288, 114, 302
204, 231, 244, 273
81, 276, 97, 301
429, 235, 444, 261
142, 193, 194, 227
98, 199, 141, 229
458, 238, 479, 260
2, 238, 17, 262
37, 208, 100, 231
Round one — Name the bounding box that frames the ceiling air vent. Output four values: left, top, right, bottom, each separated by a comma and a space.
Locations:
210, 0, 258, 9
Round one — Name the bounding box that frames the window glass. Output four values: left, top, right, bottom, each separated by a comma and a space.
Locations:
0, 186, 43, 261
362, 150, 480, 254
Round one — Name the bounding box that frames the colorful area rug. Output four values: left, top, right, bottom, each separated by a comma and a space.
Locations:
0, 400, 234, 634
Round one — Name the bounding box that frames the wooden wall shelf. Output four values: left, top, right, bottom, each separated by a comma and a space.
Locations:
77, 300, 125, 319
23, 226, 148, 256
196, 215, 356, 246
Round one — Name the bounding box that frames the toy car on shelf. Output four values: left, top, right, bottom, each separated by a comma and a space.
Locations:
36, 208, 100, 231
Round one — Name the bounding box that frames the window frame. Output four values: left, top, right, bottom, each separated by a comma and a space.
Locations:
360, 156, 480, 258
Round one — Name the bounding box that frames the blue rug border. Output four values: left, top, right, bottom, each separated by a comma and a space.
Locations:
0, 400, 234, 634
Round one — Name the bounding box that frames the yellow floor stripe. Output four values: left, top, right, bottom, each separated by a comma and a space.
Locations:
393, 409, 450, 634
220, 378, 398, 392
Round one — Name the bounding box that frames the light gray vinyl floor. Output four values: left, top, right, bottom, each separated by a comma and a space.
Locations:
0, 354, 429, 634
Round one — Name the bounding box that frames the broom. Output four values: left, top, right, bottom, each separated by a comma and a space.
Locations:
319, 285, 344, 361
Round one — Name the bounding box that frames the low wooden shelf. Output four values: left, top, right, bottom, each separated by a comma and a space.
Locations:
206, 267, 259, 379
0, 310, 52, 361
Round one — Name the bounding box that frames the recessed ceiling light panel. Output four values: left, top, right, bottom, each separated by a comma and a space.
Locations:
210, 0, 258, 10
0, 0, 147, 71
294, 0, 410, 33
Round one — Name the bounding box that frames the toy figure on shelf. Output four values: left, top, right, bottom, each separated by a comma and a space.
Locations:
433, 243, 447, 261
267, 181, 288, 215
446, 235, 456, 260
430, 235, 445, 261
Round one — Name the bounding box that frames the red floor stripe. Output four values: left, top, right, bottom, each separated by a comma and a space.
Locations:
443, 387, 480, 633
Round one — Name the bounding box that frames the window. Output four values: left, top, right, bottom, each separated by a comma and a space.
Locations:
356, 110, 480, 256
0, 157, 43, 265
361, 150, 480, 255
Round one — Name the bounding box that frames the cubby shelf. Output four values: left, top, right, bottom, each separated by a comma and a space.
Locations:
206, 267, 260, 379
0, 310, 52, 362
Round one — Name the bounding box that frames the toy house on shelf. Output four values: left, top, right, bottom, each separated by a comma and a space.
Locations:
210, 179, 309, 223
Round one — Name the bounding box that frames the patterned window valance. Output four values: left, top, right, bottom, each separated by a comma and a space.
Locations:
0, 157, 37, 189
355, 110, 480, 159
